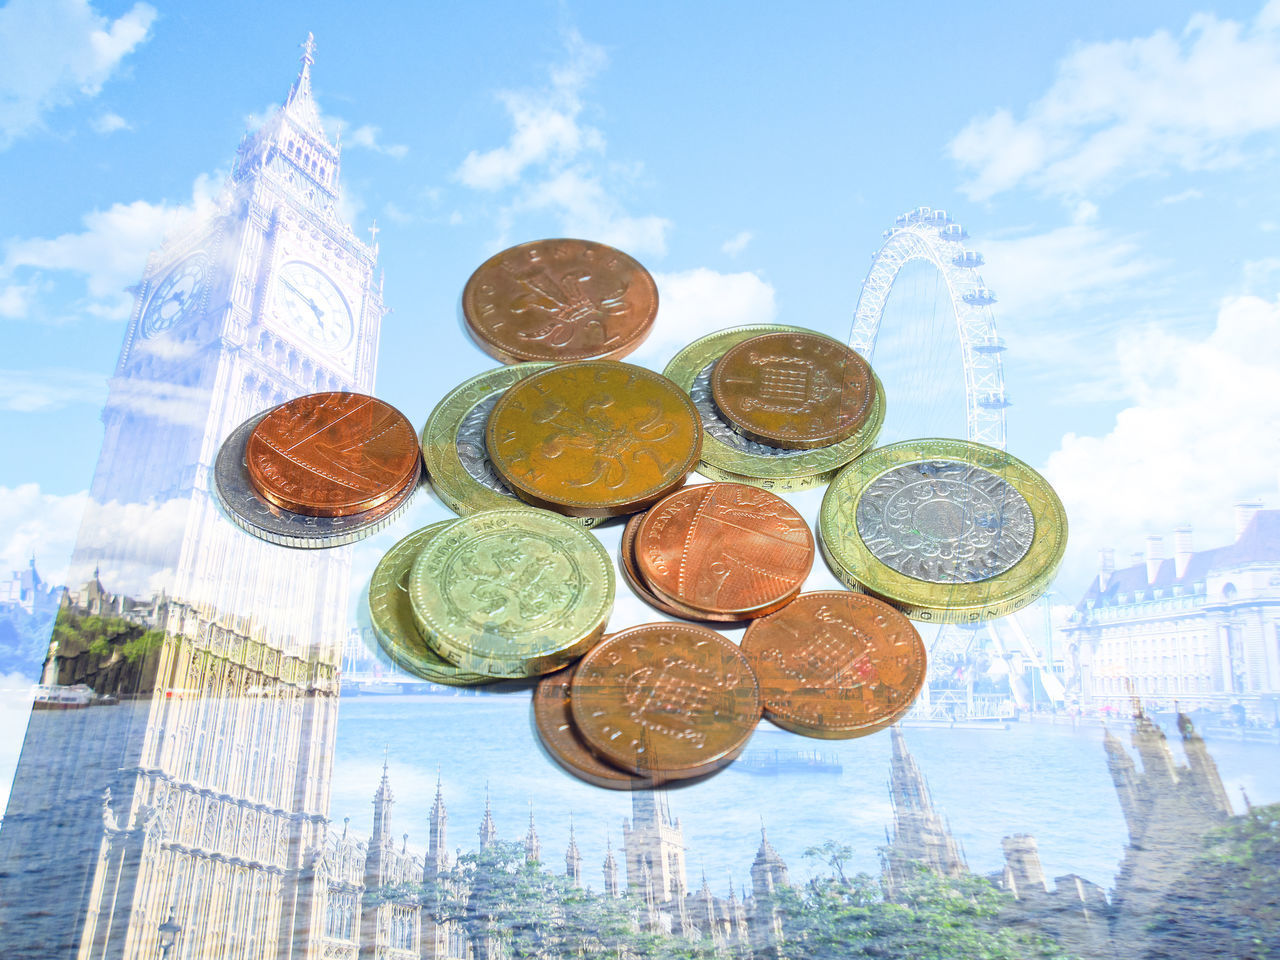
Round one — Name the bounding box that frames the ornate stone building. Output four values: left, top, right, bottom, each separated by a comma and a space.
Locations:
1064, 504, 1280, 718
0, 36, 384, 960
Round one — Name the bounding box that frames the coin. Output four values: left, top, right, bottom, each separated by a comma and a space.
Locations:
487, 361, 702, 518
368, 522, 493, 686
462, 238, 658, 363
569, 622, 762, 780
215, 408, 419, 548
533, 666, 660, 790
407, 508, 614, 677
246, 392, 420, 517
634, 483, 814, 620
740, 591, 926, 738
420, 363, 595, 527
819, 438, 1068, 622
663, 325, 884, 491
618, 513, 705, 622
711, 332, 874, 450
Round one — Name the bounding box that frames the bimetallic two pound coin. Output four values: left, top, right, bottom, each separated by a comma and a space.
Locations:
368, 522, 492, 686
214, 409, 419, 549
634, 483, 814, 620
246, 392, 420, 517
819, 439, 1067, 622
407, 509, 614, 678
487, 361, 702, 518
741, 591, 926, 738
711, 332, 874, 450
570, 622, 762, 780
533, 666, 659, 790
462, 238, 658, 363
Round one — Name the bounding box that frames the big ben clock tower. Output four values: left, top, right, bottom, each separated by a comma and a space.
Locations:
0, 37, 386, 960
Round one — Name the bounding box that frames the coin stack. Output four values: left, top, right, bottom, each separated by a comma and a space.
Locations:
214, 391, 422, 548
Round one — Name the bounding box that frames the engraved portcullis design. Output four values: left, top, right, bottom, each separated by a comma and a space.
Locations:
691, 363, 809, 459
855, 460, 1034, 584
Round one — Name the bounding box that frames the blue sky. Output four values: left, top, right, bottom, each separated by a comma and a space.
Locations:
2, 0, 1280, 597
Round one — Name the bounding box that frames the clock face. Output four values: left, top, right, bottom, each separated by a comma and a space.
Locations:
273, 261, 354, 352
140, 254, 207, 337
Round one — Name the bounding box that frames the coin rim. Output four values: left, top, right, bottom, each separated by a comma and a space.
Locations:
710, 332, 875, 450
461, 238, 659, 364
486, 361, 703, 517
663, 325, 885, 484
818, 438, 1068, 622
568, 622, 762, 779
368, 520, 494, 686
406, 508, 615, 677
740, 590, 927, 738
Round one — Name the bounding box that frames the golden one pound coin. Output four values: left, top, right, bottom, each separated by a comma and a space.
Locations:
741, 591, 926, 738
711, 332, 875, 450
462, 238, 658, 363
487, 361, 702, 518
819, 438, 1067, 623
407, 508, 614, 678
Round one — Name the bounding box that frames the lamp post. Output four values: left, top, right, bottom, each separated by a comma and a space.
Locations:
158, 906, 181, 958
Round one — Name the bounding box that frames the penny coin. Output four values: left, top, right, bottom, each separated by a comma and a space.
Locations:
462, 238, 658, 363
663, 325, 884, 491
407, 508, 614, 678
215, 408, 419, 548
246, 392, 420, 517
711, 332, 874, 450
618, 513, 707, 622
487, 361, 702, 518
634, 483, 814, 620
533, 666, 660, 790
368, 522, 493, 687
819, 438, 1068, 622
570, 623, 762, 780
741, 591, 926, 738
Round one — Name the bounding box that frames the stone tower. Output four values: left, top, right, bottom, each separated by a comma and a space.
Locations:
622, 790, 688, 902
880, 724, 967, 897
0, 35, 384, 960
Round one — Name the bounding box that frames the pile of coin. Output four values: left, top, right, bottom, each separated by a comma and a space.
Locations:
215, 392, 422, 548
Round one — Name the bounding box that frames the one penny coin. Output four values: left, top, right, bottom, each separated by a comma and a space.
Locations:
619, 513, 704, 622
740, 591, 926, 738
533, 666, 659, 790
462, 238, 658, 363
634, 482, 814, 619
246, 392, 420, 517
711, 332, 874, 450
570, 622, 762, 780
486, 361, 702, 518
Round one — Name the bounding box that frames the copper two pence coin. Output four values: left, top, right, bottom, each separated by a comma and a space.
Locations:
533, 666, 660, 790
570, 623, 762, 780
462, 238, 658, 363
634, 483, 814, 620
741, 591, 926, 739
246, 392, 420, 517
711, 332, 875, 450
487, 361, 702, 518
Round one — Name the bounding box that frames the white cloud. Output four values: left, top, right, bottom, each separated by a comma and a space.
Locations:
343, 123, 407, 159
0, 483, 88, 588
1043, 293, 1280, 590
0, 0, 156, 149
63, 495, 191, 597
0, 172, 221, 320
721, 231, 753, 256
0, 368, 104, 412
951, 3, 1280, 199
89, 110, 129, 134
1160, 187, 1203, 204
507, 167, 670, 258
629, 268, 777, 366
457, 29, 606, 190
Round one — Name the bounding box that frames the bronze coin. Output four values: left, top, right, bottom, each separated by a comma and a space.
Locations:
486, 361, 702, 518
619, 513, 709, 622
246, 392, 420, 517
533, 666, 660, 790
569, 622, 762, 779
633, 482, 814, 619
711, 332, 875, 450
741, 591, 926, 738
462, 238, 658, 363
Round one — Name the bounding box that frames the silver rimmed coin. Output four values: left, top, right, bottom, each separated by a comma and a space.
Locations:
214, 409, 419, 548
